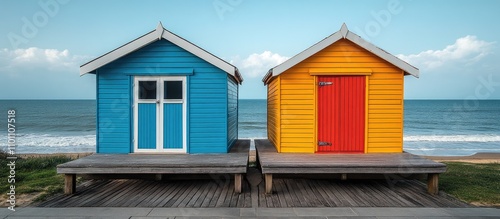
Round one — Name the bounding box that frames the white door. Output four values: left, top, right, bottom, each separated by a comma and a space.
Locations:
133, 76, 186, 153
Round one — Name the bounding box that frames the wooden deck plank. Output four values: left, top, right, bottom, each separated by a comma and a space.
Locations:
119, 180, 155, 207
206, 181, 223, 207
330, 180, 358, 206
131, 181, 165, 207
397, 180, 439, 207
270, 182, 280, 207
208, 181, 225, 207
172, 181, 199, 207
139, 181, 175, 207
301, 179, 327, 207
229, 184, 240, 207
149, 182, 181, 207
317, 180, 343, 207
369, 180, 416, 207
159, 181, 190, 207
57, 140, 250, 175
67, 180, 118, 207
278, 178, 294, 207
309, 179, 336, 207
62, 180, 111, 207
215, 179, 230, 207
221, 180, 234, 207
192, 181, 212, 207
199, 182, 216, 207
288, 179, 310, 207
184, 181, 203, 207
55, 140, 249, 196
90, 179, 130, 206
273, 178, 288, 207
242, 181, 252, 208
81, 181, 123, 207
258, 182, 267, 207
255, 139, 446, 173
403, 180, 454, 207
36, 174, 468, 208
255, 139, 446, 196
361, 181, 397, 207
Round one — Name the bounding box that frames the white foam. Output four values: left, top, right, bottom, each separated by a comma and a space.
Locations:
404, 134, 500, 142
0, 134, 96, 147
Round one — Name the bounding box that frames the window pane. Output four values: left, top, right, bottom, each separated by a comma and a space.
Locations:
164, 81, 183, 99
139, 81, 157, 99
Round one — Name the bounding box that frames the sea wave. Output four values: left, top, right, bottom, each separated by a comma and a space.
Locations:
404, 134, 500, 142
0, 134, 96, 147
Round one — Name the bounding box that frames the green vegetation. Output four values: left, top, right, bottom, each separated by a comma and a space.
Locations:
0, 154, 73, 202
440, 162, 500, 206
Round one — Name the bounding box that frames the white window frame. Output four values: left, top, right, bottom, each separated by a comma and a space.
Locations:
133, 76, 187, 153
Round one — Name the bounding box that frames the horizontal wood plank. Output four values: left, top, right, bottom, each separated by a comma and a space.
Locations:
255, 139, 446, 174
58, 140, 250, 175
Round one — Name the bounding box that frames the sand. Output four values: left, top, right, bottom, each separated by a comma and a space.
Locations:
425, 153, 500, 164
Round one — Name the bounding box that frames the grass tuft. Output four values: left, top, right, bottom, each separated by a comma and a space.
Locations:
440, 162, 500, 206
0, 156, 73, 204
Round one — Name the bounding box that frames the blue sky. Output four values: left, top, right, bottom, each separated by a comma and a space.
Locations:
1, 0, 499, 99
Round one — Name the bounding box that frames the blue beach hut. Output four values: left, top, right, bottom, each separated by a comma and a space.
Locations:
80, 23, 243, 154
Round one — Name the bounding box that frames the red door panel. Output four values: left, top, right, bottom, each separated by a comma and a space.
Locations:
317, 76, 365, 153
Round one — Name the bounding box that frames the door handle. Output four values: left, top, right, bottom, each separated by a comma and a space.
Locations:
156, 100, 160, 104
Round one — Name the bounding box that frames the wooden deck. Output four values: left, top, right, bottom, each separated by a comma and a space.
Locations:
255, 139, 447, 195
36, 169, 468, 208
57, 140, 250, 194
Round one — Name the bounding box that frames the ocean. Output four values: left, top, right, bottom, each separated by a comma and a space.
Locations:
0, 99, 499, 156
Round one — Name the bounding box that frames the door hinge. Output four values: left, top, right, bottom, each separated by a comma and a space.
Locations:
318, 141, 331, 146
318, 82, 333, 86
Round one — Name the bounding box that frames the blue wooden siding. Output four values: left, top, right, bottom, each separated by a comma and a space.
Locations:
227, 76, 238, 149
97, 73, 131, 154
163, 103, 183, 149
189, 69, 228, 153
138, 103, 157, 149
96, 39, 233, 154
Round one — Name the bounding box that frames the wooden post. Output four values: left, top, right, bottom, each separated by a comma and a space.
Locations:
64, 174, 76, 195
265, 173, 273, 194
234, 173, 242, 193
427, 173, 439, 195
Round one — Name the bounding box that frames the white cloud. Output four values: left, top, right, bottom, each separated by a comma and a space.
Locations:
0, 47, 91, 74
231, 51, 289, 78
397, 36, 495, 70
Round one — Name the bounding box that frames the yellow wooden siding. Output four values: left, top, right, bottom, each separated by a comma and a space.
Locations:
267, 76, 281, 152
278, 71, 315, 153
269, 39, 404, 153
367, 70, 403, 153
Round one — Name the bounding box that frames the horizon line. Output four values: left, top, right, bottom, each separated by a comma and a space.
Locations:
1, 98, 500, 101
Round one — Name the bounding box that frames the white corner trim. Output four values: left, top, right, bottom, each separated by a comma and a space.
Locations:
340, 23, 348, 38
156, 22, 164, 40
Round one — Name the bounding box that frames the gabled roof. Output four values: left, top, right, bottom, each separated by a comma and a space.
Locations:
263, 23, 418, 84
80, 22, 242, 84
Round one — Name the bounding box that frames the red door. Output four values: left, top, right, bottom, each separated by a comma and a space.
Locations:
317, 76, 365, 153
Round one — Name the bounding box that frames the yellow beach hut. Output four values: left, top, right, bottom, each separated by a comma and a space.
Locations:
262, 24, 419, 154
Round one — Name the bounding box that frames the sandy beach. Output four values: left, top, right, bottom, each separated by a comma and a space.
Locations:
425, 152, 500, 164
